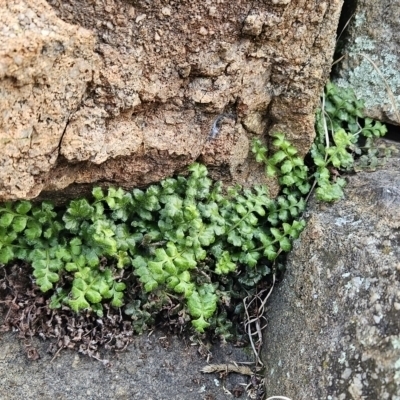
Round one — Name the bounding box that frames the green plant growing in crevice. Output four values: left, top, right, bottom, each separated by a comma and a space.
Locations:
313, 81, 397, 200
0, 81, 391, 340
252, 134, 311, 197
252, 81, 394, 203
0, 163, 306, 336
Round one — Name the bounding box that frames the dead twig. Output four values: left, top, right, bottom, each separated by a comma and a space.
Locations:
201, 363, 254, 376
336, 13, 355, 45
243, 272, 277, 367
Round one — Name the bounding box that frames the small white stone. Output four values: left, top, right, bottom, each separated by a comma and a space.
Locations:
13, 55, 23, 65
135, 14, 146, 23
199, 27, 208, 36
373, 315, 381, 324
342, 368, 352, 380
391, 337, 400, 349
161, 7, 171, 16
198, 386, 206, 393
369, 292, 381, 305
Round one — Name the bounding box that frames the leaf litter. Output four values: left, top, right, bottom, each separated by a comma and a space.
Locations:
0, 262, 133, 364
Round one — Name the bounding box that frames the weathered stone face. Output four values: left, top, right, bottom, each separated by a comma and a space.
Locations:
0, 0, 343, 201
262, 141, 400, 399
335, 0, 400, 126
0, 0, 99, 200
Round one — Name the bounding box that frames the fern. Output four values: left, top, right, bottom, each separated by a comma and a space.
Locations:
252, 82, 393, 203
311, 81, 393, 200
0, 82, 388, 337
0, 161, 307, 331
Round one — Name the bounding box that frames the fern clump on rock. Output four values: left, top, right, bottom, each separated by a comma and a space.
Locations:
0, 163, 305, 335
0, 82, 392, 339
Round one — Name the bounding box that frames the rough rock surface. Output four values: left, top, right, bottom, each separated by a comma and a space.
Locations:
0, 0, 99, 200
0, 330, 252, 400
335, 0, 400, 126
262, 140, 400, 399
0, 0, 344, 201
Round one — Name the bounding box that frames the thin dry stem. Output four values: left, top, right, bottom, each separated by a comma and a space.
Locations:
336, 13, 355, 44
201, 364, 254, 376
321, 91, 330, 159
243, 273, 277, 368
331, 54, 345, 67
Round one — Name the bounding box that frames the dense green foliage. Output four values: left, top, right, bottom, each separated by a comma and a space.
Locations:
251, 132, 311, 197
0, 82, 391, 337
0, 164, 305, 335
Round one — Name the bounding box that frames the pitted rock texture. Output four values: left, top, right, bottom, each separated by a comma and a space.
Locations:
0, 0, 344, 201
262, 141, 400, 399
335, 0, 400, 126
0, 331, 252, 400
0, 0, 99, 200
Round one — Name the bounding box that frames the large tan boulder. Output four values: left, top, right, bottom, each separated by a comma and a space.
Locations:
0, 0, 344, 201
0, 0, 98, 200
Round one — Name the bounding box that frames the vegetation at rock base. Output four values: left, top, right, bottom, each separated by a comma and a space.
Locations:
0, 163, 306, 337
0, 82, 395, 342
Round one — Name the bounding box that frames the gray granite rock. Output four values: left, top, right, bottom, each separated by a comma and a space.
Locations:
335, 0, 400, 125
0, 330, 252, 400
262, 141, 400, 399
